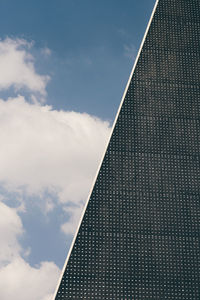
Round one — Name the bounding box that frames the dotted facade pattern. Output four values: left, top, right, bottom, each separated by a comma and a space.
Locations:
55, 0, 200, 299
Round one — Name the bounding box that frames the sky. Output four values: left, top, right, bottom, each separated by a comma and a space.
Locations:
0, 1, 155, 299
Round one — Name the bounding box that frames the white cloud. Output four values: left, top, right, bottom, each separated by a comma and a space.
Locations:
0, 94, 110, 298
0, 257, 60, 300
0, 201, 60, 300
0, 38, 49, 96
0, 96, 111, 233
0, 37, 111, 298
0, 202, 23, 267
61, 204, 84, 235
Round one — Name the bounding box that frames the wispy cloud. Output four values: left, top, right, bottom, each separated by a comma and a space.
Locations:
117, 28, 131, 39
41, 47, 52, 57
123, 43, 136, 60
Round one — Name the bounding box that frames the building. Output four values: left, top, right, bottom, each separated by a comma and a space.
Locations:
54, 0, 200, 298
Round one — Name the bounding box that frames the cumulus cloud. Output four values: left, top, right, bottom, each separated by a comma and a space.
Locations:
0, 37, 111, 299
0, 201, 60, 300
0, 96, 111, 232
0, 93, 110, 298
0, 258, 60, 300
0, 38, 49, 96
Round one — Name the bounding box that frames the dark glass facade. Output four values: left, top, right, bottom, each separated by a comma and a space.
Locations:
55, 0, 200, 299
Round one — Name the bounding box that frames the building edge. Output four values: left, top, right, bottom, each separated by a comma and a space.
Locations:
52, 0, 160, 298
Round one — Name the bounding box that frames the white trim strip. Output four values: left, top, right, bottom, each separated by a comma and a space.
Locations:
52, 0, 159, 298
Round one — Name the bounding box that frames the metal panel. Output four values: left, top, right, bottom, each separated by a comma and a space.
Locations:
55, 0, 200, 298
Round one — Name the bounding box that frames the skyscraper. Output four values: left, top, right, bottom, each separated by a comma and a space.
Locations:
54, 0, 200, 298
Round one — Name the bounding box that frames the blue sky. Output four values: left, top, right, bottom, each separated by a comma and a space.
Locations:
0, 1, 155, 299
0, 0, 155, 119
